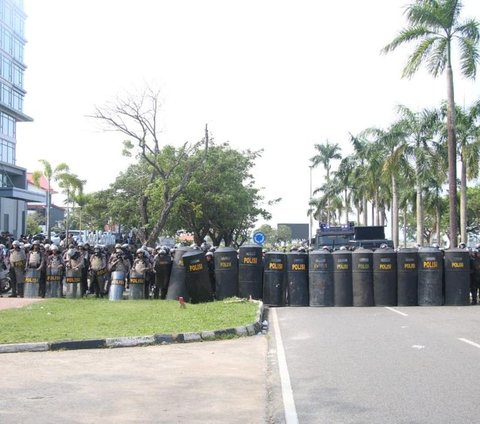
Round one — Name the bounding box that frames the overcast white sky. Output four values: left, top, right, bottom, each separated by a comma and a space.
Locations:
17, 0, 480, 230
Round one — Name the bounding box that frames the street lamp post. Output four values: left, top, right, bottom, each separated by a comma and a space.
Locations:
46, 178, 51, 241
309, 165, 313, 247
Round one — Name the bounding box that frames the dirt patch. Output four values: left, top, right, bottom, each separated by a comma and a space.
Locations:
0, 298, 46, 310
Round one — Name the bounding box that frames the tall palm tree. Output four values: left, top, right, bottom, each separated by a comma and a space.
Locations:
55, 172, 85, 240
31, 160, 70, 241
333, 157, 355, 223
311, 140, 342, 224
396, 105, 442, 245
71, 192, 91, 232
363, 123, 410, 248
382, 0, 480, 247
447, 102, 480, 243
350, 134, 370, 225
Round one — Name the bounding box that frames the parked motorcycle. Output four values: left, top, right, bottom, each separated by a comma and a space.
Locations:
0, 269, 11, 294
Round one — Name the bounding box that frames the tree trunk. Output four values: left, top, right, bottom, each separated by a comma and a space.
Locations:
344, 188, 349, 223
371, 201, 375, 226
436, 206, 441, 247
391, 175, 399, 248
363, 197, 368, 225
460, 149, 467, 245
446, 64, 458, 247
403, 207, 407, 248
416, 172, 424, 246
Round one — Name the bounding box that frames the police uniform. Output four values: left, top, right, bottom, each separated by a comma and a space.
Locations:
46, 248, 65, 297
90, 248, 107, 297
153, 249, 172, 299
9, 243, 26, 297
132, 251, 150, 298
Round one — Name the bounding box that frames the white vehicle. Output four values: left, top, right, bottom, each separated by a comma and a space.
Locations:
50, 233, 61, 246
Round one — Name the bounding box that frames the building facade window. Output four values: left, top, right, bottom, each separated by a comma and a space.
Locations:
0, 137, 15, 165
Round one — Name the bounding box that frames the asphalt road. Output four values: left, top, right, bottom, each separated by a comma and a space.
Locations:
270, 306, 480, 424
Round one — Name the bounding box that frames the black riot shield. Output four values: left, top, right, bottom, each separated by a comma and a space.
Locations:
309, 250, 334, 307
397, 248, 418, 306
154, 255, 172, 299
444, 248, 470, 306
263, 252, 286, 306
214, 247, 238, 300
286, 252, 309, 306
183, 250, 213, 304
332, 250, 353, 306
373, 248, 397, 306
166, 246, 192, 302
352, 248, 374, 307
418, 247, 443, 306
238, 245, 263, 300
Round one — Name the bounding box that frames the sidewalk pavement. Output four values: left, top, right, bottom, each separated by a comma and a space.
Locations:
0, 334, 268, 423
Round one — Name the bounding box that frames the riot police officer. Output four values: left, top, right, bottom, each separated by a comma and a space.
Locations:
46, 245, 64, 297
132, 248, 151, 298
90, 244, 107, 297
8, 240, 26, 297
108, 245, 131, 274
26, 240, 45, 297
205, 251, 215, 298
153, 246, 172, 299
470, 245, 480, 305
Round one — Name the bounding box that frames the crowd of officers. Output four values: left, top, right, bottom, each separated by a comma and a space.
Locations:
0, 240, 217, 299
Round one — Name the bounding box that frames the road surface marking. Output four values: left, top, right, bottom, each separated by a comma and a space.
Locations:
458, 338, 480, 349
271, 308, 299, 424
385, 307, 408, 317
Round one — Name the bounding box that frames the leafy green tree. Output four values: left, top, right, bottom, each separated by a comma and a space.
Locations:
276, 225, 292, 244
92, 87, 208, 246
76, 189, 114, 230
166, 143, 270, 246
26, 212, 42, 235
382, 0, 480, 247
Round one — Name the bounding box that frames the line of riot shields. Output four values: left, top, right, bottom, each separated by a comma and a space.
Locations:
171, 244, 474, 306
21, 243, 473, 306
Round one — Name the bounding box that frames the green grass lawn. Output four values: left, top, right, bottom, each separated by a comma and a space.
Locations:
0, 298, 259, 344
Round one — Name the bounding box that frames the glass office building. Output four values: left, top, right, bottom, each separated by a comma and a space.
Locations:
0, 0, 43, 237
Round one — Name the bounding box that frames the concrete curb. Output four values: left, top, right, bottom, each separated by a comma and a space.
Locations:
0, 301, 264, 354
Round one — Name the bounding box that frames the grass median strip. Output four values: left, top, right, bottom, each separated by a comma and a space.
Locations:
0, 298, 258, 344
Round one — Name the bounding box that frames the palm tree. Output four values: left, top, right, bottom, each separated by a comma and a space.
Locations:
396, 105, 442, 245
446, 102, 480, 243
31, 160, 70, 241
382, 0, 480, 247
310, 140, 342, 224
55, 172, 85, 241
332, 157, 355, 223
71, 192, 90, 232
350, 134, 370, 225
363, 123, 410, 248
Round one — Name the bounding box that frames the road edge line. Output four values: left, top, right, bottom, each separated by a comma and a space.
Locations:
385, 306, 408, 317
271, 308, 299, 424
458, 338, 480, 349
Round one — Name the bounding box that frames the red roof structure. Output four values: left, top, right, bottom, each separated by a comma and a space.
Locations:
26, 173, 58, 194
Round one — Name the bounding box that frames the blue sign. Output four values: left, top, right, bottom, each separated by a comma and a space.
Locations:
253, 231, 266, 245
